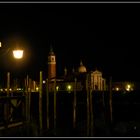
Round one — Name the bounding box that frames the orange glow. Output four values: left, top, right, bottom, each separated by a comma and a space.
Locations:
13, 50, 24, 59
116, 87, 119, 91
126, 84, 131, 91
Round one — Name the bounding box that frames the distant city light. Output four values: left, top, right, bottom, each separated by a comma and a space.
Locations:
127, 84, 131, 88
67, 85, 72, 93
43, 80, 46, 84
0, 89, 3, 92
56, 86, 59, 91
13, 50, 24, 59
126, 88, 130, 91
36, 87, 39, 91
126, 84, 131, 91
0, 42, 1, 47
116, 87, 119, 91
17, 88, 23, 91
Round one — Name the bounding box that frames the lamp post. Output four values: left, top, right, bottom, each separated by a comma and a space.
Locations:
0, 41, 24, 59
0, 41, 25, 129
0, 41, 24, 94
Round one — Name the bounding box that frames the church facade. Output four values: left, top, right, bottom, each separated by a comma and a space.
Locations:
47, 47, 106, 92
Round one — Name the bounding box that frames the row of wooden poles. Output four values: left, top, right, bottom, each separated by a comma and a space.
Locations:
5, 71, 113, 136
38, 71, 76, 135
38, 72, 113, 136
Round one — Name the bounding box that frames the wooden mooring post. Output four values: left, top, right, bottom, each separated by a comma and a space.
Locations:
86, 73, 94, 136
7, 72, 10, 96
73, 78, 77, 129
4, 72, 11, 128
39, 71, 43, 134
46, 78, 49, 129
86, 74, 90, 136
28, 78, 32, 122
90, 85, 94, 136
109, 77, 113, 124
25, 75, 30, 123
53, 79, 56, 134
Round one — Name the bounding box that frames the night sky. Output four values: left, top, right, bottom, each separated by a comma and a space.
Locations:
0, 2, 140, 82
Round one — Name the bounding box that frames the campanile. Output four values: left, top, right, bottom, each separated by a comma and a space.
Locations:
48, 46, 56, 80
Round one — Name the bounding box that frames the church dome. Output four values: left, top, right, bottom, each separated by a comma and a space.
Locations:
78, 61, 87, 73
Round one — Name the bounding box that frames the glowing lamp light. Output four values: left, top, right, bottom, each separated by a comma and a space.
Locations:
56, 86, 59, 91
126, 88, 130, 91
0, 89, 3, 92
116, 87, 119, 91
13, 50, 24, 59
0, 89, 2, 91
67, 85, 71, 90
0, 42, 1, 47
36, 87, 39, 91
126, 84, 131, 91
67, 85, 72, 93
127, 84, 131, 88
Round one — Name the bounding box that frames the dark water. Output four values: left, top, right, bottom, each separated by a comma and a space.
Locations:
28, 90, 140, 137
1, 90, 140, 137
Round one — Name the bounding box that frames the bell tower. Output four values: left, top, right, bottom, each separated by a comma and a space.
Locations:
48, 46, 56, 80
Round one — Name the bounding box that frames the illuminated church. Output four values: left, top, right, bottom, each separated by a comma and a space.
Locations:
47, 47, 106, 92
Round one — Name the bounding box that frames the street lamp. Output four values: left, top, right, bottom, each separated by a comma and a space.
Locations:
0, 41, 24, 95
13, 49, 24, 59
0, 41, 24, 59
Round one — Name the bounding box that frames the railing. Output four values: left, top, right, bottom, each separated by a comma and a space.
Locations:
0, 95, 26, 130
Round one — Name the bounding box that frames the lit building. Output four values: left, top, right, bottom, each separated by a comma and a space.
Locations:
47, 46, 106, 92
48, 46, 56, 80
78, 61, 87, 73
90, 70, 106, 91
